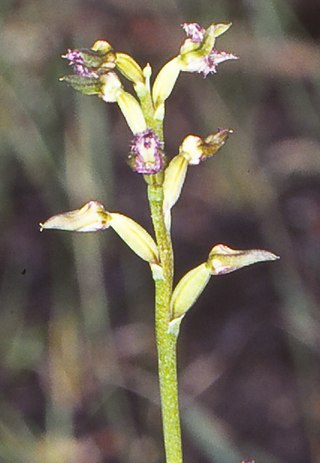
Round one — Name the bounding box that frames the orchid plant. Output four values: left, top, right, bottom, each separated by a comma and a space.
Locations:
40, 22, 279, 463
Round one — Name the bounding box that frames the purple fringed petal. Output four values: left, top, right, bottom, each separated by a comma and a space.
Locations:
182, 23, 206, 43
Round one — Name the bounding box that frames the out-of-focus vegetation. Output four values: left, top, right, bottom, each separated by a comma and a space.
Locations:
1, 1, 320, 462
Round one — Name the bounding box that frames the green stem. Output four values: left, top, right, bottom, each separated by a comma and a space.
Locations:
147, 183, 183, 463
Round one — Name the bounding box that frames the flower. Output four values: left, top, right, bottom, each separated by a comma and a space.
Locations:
180, 128, 232, 164
179, 22, 238, 77
40, 202, 160, 264
128, 129, 165, 174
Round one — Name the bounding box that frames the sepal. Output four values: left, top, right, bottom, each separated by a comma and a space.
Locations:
211, 23, 232, 38
39, 201, 111, 232
60, 75, 102, 95
207, 244, 279, 275
115, 53, 145, 84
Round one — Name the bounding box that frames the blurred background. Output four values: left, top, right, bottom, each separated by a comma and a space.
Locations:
1, 0, 320, 462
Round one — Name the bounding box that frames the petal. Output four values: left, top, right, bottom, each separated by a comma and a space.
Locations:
207, 244, 279, 275
40, 201, 111, 232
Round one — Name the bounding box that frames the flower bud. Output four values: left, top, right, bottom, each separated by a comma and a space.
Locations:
40, 201, 111, 232
115, 53, 145, 84
152, 58, 181, 109
91, 40, 113, 54
180, 129, 232, 165
171, 263, 211, 319
116, 90, 147, 134
109, 213, 159, 263
207, 244, 279, 275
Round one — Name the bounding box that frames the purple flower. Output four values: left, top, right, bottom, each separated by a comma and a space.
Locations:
182, 23, 206, 43
129, 129, 165, 174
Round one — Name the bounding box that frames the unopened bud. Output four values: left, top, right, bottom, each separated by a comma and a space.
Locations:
91, 40, 113, 54
207, 244, 279, 275
40, 201, 111, 232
